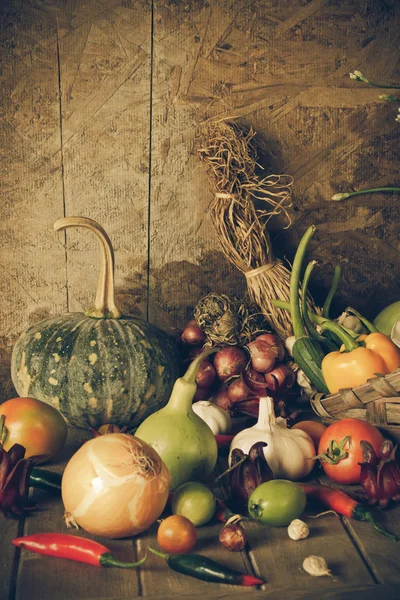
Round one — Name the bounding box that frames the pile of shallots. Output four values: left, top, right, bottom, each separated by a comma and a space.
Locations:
179, 320, 296, 419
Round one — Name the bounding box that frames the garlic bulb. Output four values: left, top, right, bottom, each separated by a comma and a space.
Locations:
192, 400, 232, 435
288, 519, 309, 540
302, 555, 332, 577
228, 396, 316, 481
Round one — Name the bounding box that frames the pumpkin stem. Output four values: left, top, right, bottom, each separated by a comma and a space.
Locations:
54, 217, 122, 319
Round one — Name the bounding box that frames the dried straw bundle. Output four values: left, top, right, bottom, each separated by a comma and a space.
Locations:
198, 120, 313, 338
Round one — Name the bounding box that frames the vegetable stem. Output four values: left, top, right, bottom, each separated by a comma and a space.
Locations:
320, 321, 359, 352
148, 547, 169, 560
290, 225, 316, 340
332, 187, 400, 202
322, 265, 341, 319
301, 261, 326, 344
54, 217, 122, 319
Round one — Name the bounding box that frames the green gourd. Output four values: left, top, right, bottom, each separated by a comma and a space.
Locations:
135, 348, 218, 491
11, 217, 180, 429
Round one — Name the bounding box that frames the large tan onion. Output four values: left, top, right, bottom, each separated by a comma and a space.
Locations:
61, 433, 170, 538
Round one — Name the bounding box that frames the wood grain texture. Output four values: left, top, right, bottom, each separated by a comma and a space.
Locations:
56, 0, 152, 321
0, 0, 67, 400
246, 508, 374, 591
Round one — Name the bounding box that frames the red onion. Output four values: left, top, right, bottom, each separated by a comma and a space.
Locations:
213, 346, 247, 382
212, 384, 231, 410
264, 364, 296, 393
182, 325, 206, 346
219, 522, 247, 552
228, 375, 253, 404
247, 334, 285, 373
195, 359, 216, 389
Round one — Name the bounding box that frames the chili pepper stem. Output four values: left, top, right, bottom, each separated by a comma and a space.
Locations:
99, 552, 148, 568
353, 505, 398, 542
149, 547, 170, 560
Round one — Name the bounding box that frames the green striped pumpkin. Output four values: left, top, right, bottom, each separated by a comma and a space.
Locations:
11, 217, 180, 429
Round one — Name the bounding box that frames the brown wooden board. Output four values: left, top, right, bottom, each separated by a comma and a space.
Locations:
0, 515, 23, 600
245, 508, 374, 591
343, 510, 400, 586
55, 0, 152, 322
148, 0, 248, 333
0, 0, 67, 401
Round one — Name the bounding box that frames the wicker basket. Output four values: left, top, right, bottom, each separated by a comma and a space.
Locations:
310, 368, 400, 442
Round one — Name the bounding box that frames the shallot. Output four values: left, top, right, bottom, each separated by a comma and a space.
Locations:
212, 384, 231, 410
247, 334, 285, 373
213, 346, 247, 382
227, 376, 253, 404
195, 359, 216, 389
182, 324, 206, 346
219, 522, 247, 552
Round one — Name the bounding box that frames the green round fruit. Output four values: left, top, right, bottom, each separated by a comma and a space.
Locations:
172, 481, 216, 526
248, 480, 307, 527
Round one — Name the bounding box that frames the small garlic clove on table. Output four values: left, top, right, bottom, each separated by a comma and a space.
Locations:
302, 555, 332, 577
287, 519, 309, 540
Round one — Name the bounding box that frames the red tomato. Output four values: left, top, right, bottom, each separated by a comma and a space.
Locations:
157, 515, 197, 554
0, 397, 68, 463
317, 418, 384, 484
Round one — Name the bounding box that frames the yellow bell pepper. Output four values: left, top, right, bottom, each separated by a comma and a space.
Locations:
320, 320, 400, 394
356, 332, 400, 373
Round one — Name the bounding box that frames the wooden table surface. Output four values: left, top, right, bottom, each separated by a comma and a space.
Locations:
2, 427, 400, 600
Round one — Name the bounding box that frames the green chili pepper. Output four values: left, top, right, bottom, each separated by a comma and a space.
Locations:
29, 468, 62, 493
149, 547, 264, 586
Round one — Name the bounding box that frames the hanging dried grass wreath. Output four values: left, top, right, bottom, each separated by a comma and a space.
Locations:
198, 119, 315, 338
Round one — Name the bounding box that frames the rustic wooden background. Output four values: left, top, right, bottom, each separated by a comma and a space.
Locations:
1, 0, 399, 400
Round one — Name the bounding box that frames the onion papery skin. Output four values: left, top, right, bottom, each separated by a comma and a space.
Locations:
61, 433, 170, 539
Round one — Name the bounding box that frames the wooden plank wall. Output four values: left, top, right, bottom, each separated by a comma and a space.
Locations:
1, 0, 400, 401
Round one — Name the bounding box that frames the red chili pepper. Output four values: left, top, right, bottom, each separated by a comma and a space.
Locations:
12, 533, 147, 568
298, 483, 398, 541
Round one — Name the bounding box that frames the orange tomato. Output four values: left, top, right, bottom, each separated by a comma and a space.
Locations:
157, 515, 197, 554
0, 397, 68, 463
292, 420, 327, 451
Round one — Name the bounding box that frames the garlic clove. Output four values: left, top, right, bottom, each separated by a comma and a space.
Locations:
287, 519, 309, 540
302, 555, 332, 577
